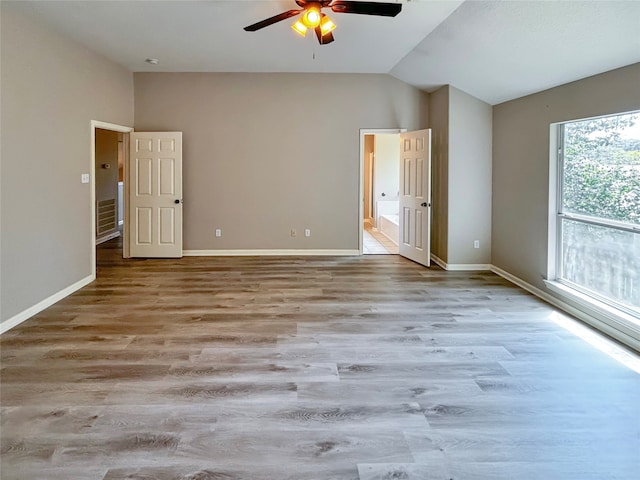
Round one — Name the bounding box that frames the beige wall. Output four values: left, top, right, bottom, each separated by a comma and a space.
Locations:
492, 63, 640, 289
1, 4, 134, 324
428, 86, 492, 266
448, 86, 492, 264
429, 86, 450, 262
134, 73, 428, 251
373, 133, 400, 223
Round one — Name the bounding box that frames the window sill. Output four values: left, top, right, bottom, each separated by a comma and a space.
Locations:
543, 280, 640, 347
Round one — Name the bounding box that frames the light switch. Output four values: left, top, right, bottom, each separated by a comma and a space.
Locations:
81, 173, 90, 184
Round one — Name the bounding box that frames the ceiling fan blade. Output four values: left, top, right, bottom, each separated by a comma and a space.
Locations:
244, 9, 302, 32
330, 1, 402, 17
314, 26, 335, 45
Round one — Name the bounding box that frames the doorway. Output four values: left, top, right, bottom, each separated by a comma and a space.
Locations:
95, 129, 123, 245
90, 121, 133, 278
359, 129, 403, 255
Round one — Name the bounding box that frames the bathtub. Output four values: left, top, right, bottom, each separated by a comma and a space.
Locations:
379, 214, 399, 245
376, 200, 399, 245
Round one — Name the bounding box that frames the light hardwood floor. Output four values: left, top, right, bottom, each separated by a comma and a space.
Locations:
1, 239, 639, 479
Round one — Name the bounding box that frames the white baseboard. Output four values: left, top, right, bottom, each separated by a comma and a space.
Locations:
490, 265, 640, 352
0, 274, 95, 335
445, 263, 492, 271
491, 265, 564, 308
430, 253, 491, 271
430, 254, 447, 270
96, 231, 120, 245
183, 249, 360, 257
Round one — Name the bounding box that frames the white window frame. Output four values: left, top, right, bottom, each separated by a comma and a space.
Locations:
546, 112, 640, 351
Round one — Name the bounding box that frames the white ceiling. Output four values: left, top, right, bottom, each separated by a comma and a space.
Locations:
392, 0, 640, 104
7, 0, 640, 104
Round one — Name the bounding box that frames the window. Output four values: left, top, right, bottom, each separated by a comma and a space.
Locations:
553, 111, 640, 319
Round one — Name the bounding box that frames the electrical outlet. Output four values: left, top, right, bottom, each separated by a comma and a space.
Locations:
305, 229, 311, 237
215, 229, 222, 237
290, 229, 296, 237
81, 173, 90, 184
474, 240, 480, 249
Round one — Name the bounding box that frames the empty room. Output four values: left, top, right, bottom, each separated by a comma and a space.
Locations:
1, 1, 639, 479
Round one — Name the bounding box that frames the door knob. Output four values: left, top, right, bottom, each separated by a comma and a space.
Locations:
421, 202, 428, 207
174, 199, 181, 204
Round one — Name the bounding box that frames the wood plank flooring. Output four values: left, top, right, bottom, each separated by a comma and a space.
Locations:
1, 240, 639, 479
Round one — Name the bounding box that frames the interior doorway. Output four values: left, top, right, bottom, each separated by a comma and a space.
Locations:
359, 129, 403, 255
95, 129, 123, 245
90, 121, 133, 278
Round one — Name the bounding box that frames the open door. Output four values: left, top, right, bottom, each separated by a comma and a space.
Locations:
399, 129, 431, 266
129, 132, 183, 258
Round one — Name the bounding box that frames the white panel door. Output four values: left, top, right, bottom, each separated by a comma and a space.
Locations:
399, 129, 431, 266
129, 132, 183, 258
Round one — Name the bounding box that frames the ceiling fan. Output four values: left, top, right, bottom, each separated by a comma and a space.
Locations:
244, 1, 403, 45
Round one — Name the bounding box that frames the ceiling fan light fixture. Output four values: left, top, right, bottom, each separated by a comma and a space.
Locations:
244, 0, 402, 45
319, 15, 336, 36
301, 6, 321, 28
291, 19, 308, 36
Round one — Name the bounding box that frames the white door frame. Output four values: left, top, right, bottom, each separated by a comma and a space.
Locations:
358, 128, 405, 254
90, 120, 134, 278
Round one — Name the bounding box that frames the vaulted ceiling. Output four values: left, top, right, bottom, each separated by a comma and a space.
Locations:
8, 0, 640, 104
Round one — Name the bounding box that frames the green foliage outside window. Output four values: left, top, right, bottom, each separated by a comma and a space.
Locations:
559, 112, 640, 312
563, 113, 640, 225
